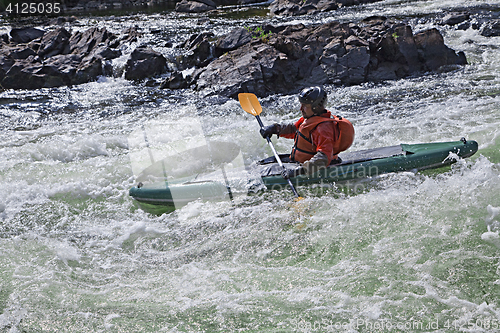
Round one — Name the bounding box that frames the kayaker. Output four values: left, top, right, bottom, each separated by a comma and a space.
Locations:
260, 86, 354, 179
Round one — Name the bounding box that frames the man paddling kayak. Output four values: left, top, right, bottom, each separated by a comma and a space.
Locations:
260, 86, 355, 179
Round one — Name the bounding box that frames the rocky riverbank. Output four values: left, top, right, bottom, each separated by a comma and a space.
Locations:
2, 8, 500, 97
51, 0, 384, 14
0, 25, 148, 89
188, 17, 468, 98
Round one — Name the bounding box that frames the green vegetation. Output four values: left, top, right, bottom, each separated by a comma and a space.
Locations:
245, 26, 272, 42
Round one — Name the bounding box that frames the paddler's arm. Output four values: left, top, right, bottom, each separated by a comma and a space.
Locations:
260, 122, 298, 139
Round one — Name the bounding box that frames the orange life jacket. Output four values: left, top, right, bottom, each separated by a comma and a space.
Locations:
290, 113, 354, 163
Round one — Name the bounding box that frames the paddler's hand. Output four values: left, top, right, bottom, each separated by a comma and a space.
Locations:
260, 124, 279, 139
281, 166, 305, 179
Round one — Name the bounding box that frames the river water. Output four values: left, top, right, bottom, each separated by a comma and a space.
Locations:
1, 0, 500, 332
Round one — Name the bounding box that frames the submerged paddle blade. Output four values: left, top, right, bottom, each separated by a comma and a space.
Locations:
238, 93, 262, 116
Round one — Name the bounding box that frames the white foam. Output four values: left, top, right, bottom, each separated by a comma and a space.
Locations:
28, 136, 109, 163
113, 221, 166, 247
53, 240, 81, 263
486, 205, 500, 223
104, 313, 121, 330
481, 231, 500, 249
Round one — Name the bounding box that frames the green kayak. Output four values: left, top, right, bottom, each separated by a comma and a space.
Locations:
129, 138, 478, 213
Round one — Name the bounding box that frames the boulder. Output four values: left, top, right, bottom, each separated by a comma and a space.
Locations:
75, 55, 104, 84
442, 13, 470, 26
160, 71, 189, 89
37, 54, 82, 86
178, 32, 215, 68
2, 54, 84, 89
2, 60, 46, 89
195, 41, 295, 98
215, 28, 252, 57
124, 47, 167, 80
367, 24, 420, 81
91, 45, 122, 60
175, 0, 216, 13
66, 27, 116, 56
9, 27, 45, 44
9, 47, 37, 60
413, 28, 467, 71
0, 26, 121, 89
38, 27, 71, 58
269, 0, 380, 16
1, 18, 468, 93
193, 19, 468, 97
480, 20, 500, 37
119, 26, 142, 44
196, 22, 346, 95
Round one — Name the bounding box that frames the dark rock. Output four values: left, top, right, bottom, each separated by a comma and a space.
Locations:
341, 46, 371, 85
442, 13, 470, 26
10, 27, 45, 44
28, 39, 41, 53
178, 32, 215, 68
182, 32, 214, 50
345, 35, 369, 47
192, 19, 468, 97
1, 34, 8, 44
38, 27, 71, 58
39, 54, 81, 86
175, 0, 216, 13
160, 71, 189, 89
75, 56, 104, 84
66, 27, 116, 57
0, 26, 119, 89
269, 0, 305, 16
2, 54, 82, 89
1, 18, 467, 93
187, 39, 212, 67
195, 41, 295, 98
124, 47, 167, 80
456, 22, 471, 31
215, 28, 252, 57
2, 60, 45, 89
120, 26, 142, 44
480, 20, 500, 37
10, 47, 37, 60
91, 46, 122, 60
270, 0, 379, 16
414, 28, 467, 71
0, 52, 15, 83
367, 24, 420, 81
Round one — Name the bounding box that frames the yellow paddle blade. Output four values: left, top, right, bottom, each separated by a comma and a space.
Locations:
238, 93, 262, 116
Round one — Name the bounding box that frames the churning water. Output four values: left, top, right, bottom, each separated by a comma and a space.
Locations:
1, 0, 500, 331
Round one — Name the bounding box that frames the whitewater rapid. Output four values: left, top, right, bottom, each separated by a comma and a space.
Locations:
1, 0, 500, 331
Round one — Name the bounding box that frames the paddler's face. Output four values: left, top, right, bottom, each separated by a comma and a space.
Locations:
300, 103, 315, 118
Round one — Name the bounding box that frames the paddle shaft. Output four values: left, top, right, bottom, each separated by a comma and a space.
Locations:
255, 115, 300, 198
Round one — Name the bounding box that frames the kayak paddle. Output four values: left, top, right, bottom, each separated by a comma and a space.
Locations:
238, 93, 301, 199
